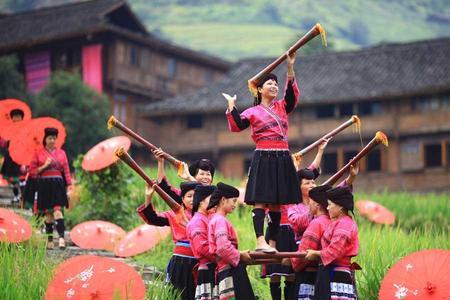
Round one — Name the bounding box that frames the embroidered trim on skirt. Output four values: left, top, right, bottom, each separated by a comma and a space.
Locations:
217, 264, 255, 300
290, 270, 317, 300
314, 265, 357, 300
245, 150, 300, 205
36, 177, 68, 213
166, 254, 198, 300
261, 224, 296, 278
195, 262, 218, 300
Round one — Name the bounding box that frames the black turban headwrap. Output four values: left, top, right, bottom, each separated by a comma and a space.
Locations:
326, 186, 354, 212
43, 127, 59, 146
180, 181, 201, 198
9, 109, 24, 119
189, 159, 215, 178
297, 167, 321, 201
207, 182, 240, 210
308, 184, 332, 209
192, 184, 215, 213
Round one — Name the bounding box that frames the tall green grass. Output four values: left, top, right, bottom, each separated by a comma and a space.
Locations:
0, 235, 56, 300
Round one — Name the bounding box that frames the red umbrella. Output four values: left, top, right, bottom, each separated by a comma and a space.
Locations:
81, 136, 131, 172
0, 207, 32, 243
70, 221, 126, 251
8, 117, 66, 165
0, 119, 31, 141
0, 99, 32, 123
45, 255, 146, 300
356, 200, 396, 225
379, 249, 450, 300
114, 224, 170, 257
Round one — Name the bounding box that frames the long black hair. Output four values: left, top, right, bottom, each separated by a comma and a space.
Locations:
253, 73, 278, 106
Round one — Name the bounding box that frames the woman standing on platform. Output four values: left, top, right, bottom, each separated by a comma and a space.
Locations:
223, 51, 300, 254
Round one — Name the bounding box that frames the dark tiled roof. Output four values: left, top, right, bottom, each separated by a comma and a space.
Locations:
140, 37, 450, 116
0, 0, 132, 50
0, 0, 230, 69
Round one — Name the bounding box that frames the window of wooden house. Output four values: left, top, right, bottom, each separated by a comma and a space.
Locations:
344, 150, 358, 165
316, 104, 335, 119
322, 152, 338, 174
129, 46, 140, 67
167, 58, 177, 78
367, 148, 381, 171
186, 114, 203, 129
204, 69, 213, 84
446, 141, 450, 166
113, 94, 127, 124
358, 101, 382, 116
424, 143, 442, 167
338, 103, 354, 117
53, 48, 81, 70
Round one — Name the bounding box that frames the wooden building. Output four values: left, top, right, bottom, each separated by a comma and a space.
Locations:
139, 38, 450, 192
0, 0, 230, 137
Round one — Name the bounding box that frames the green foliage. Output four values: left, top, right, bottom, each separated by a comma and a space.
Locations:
355, 191, 450, 233
0, 55, 28, 101
0, 234, 56, 300
32, 71, 111, 163
66, 156, 145, 230
128, 0, 450, 60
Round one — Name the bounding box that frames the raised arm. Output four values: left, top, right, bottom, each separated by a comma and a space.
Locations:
284, 51, 300, 114
223, 93, 250, 132
310, 138, 330, 169
136, 185, 170, 227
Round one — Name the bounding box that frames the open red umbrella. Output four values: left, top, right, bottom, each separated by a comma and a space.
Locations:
114, 224, 170, 257
0, 207, 32, 243
0, 99, 32, 123
45, 255, 146, 300
0, 119, 31, 141
356, 200, 396, 225
379, 249, 450, 300
81, 136, 131, 172
70, 221, 126, 251
8, 117, 66, 165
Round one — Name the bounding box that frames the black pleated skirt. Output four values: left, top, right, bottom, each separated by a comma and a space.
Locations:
166, 254, 198, 300
245, 150, 300, 205
290, 270, 317, 300
36, 177, 68, 213
313, 265, 357, 300
217, 264, 255, 300
0, 153, 21, 177
195, 262, 218, 300
23, 177, 38, 209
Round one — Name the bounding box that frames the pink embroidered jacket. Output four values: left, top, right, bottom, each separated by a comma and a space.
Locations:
292, 214, 331, 272
226, 75, 300, 150
137, 203, 194, 257
29, 148, 72, 185
320, 215, 359, 267
187, 211, 216, 265
208, 213, 240, 271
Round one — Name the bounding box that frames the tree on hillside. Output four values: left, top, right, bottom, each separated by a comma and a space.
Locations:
285, 34, 334, 56
33, 71, 111, 163
348, 19, 370, 46
0, 55, 28, 101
